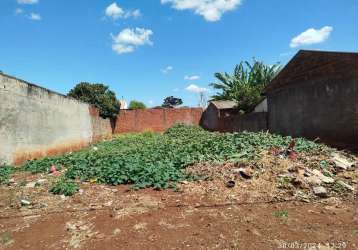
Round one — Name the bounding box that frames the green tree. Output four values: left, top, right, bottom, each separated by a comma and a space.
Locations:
162, 96, 183, 108
68, 82, 120, 119
129, 100, 146, 110
210, 59, 280, 113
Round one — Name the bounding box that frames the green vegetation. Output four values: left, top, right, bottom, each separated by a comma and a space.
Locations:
0, 166, 14, 185
129, 100, 147, 110
68, 82, 120, 119
49, 178, 79, 196
1, 231, 13, 246
21, 125, 326, 191
211, 59, 280, 113
162, 96, 183, 108
274, 210, 289, 219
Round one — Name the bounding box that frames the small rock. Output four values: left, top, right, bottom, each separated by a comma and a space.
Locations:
237, 168, 253, 179
21, 199, 31, 206
113, 228, 121, 235
36, 179, 47, 184
66, 222, 76, 231
332, 153, 354, 170
247, 228, 262, 237
79, 189, 84, 195
337, 180, 355, 191
226, 180, 236, 188
104, 201, 113, 207
313, 186, 328, 198
25, 182, 37, 188
312, 169, 335, 184
8, 178, 16, 184
306, 176, 322, 186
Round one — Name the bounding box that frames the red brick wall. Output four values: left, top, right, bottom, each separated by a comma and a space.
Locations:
114, 108, 203, 133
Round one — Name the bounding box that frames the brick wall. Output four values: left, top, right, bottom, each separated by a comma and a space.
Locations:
115, 108, 203, 133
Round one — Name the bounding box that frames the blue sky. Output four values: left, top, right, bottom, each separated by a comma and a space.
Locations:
1, 0, 357, 107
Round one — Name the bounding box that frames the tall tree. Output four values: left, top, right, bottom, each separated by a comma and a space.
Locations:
162, 96, 183, 108
129, 100, 146, 110
210, 59, 280, 113
68, 82, 120, 119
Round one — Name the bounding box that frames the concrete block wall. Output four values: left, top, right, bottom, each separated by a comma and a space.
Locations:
267, 76, 358, 148
0, 73, 112, 165
215, 112, 268, 133
266, 51, 358, 149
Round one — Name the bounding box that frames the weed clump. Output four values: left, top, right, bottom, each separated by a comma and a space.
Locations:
49, 178, 79, 196
0, 166, 14, 185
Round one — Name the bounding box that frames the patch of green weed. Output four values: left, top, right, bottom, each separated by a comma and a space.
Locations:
21, 124, 328, 190
274, 210, 289, 219
49, 178, 79, 196
0, 166, 14, 185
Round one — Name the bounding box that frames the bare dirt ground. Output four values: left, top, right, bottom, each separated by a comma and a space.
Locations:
1, 151, 357, 250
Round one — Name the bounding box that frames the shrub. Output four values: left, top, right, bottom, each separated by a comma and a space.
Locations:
49, 178, 79, 196
0, 166, 14, 185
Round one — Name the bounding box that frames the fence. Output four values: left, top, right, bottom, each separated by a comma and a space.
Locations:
115, 108, 203, 133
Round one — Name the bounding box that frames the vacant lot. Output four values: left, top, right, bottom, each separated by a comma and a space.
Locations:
1, 125, 357, 249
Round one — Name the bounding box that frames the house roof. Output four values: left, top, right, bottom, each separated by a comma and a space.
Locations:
264, 50, 358, 94
210, 100, 237, 109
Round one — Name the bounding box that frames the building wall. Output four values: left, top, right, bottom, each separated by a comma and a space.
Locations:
254, 99, 267, 113
267, 76, 358, 148
0, 74, 111, 165
216, 112, 268, 133
201, 103, 267, 133
200, 104, 219, 131
115, 108, 203, 133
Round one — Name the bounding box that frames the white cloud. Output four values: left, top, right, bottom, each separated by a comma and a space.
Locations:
162, 66, 173, 74
15, 8, 24, 15
105, 2, 141, 20
29, 13, 41, 21
184, 75, 200, 81
17, 0, 38, 4
290, 26, 333, 48
111, 28, 153, 54
161, 0, 242, 22
173, 88, 180, 92
130, 9, 141, 18
186, 84, 208, 93
148, 100, 154, 105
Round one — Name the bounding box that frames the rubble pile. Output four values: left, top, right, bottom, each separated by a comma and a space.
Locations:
185, 147, 357, 202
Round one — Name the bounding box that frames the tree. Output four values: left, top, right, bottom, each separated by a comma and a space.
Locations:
68, 82, 120, 119
129, 100, 146, 110
162, 96, 183, 108
210, 59, 280, 113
